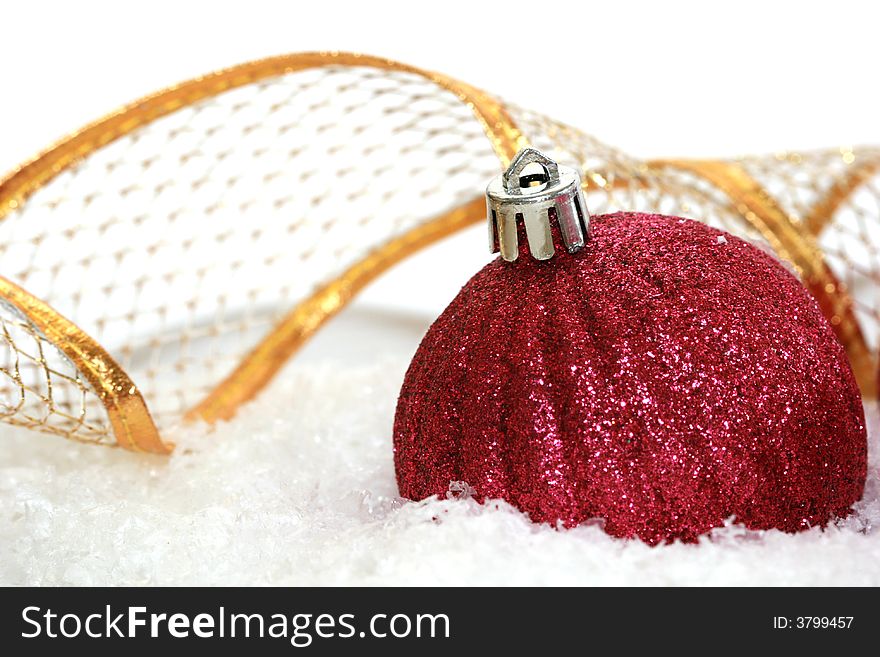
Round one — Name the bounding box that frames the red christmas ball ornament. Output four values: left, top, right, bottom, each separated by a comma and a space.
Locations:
393, 149, 867, 544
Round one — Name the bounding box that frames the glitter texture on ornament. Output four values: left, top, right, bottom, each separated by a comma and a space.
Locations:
394, 213, 867, 544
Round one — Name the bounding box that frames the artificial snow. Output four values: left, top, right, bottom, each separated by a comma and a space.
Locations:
1, 357, 878, 586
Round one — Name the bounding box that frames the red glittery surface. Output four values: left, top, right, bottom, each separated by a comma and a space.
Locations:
393, 212, 867, 544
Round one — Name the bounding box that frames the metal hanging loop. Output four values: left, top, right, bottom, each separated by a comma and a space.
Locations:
486, 148, 591, 261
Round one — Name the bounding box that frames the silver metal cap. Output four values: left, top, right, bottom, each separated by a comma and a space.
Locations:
486, 148, 590, 262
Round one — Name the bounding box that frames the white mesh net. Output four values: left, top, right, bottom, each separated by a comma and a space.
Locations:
0, 59, 877, 448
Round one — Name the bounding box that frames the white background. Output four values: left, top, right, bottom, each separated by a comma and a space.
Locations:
2, 0, 879, 324
3, 0, 879, 170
